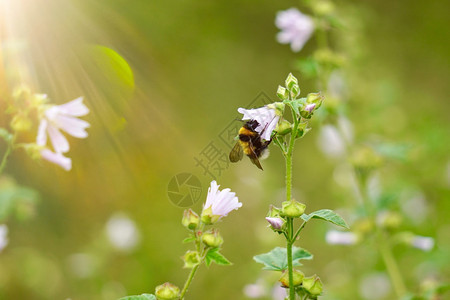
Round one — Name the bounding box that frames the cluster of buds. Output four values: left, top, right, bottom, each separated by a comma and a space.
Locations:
279, 270, 324, 298
265, 199, 307, 233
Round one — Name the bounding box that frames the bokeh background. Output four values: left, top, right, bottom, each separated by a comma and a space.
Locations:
0, 0, 449, 299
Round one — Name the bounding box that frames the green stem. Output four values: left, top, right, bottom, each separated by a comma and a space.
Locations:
355, 176, 407, 297
292, 221, 307, 241
0, 139, 13, 175
286, 218, 295, 300
179, 264, 200, 300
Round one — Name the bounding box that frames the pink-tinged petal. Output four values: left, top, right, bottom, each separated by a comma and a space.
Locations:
202, 181, 242, 219
54, 115, 90, 138
56, 97, 89, 117
47, 125, 70, 153
36, 119, 48, 146
266, 217, 285, 230
204, 180, 220, 209
40, 149, 72, 171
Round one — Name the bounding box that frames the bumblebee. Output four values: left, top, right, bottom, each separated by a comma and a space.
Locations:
229, 120, 272, 170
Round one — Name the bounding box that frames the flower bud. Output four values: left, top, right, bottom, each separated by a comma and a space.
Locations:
351, 146, 383, 179
281, 200, 306, 218
306, 92, 324, 109
267, 205, 282, 218
275, 120, 292, 135
302, 275, 323, 296
267, 102, 285, 116
290, 84, 301, 98
300, 103, 317, 119
10, 114, 32, 132
155, 282, 180, 300
276, 85, 289, 100
182, 250, 201, 268
182, 209, 199, 230
295, 122, 311, 139
311, 0, 335, 16
201, 229, 223, 248
376, 211, 402, 230
265, 217, 285, 232
285, 73, 299, 90
279, 269, 304, 287
23, 143, 43, 160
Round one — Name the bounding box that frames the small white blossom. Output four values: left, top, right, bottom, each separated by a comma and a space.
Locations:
106, 213, 140, 252
243, 280, 266, 298
203, 180, 242, 219
411, 236, 434, 252
265, 217, 285, 230
0, 224, 8, 252
317, 124, 346, 158
37, 97, 89, 170
326, 230, 358, 245
275, 8, 314, 52
359, 272, 391, 300
238, 106, 280, 141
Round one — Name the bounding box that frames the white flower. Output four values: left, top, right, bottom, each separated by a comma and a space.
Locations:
266, 217, 285, 230
202, 180, 242, 220
238, 106, 280, 141
0, 224, 9, 252
40, 149, 72, 171
326, 230, 358, 245
106, 213, 140, 252
317, 124, 346, 158
243, 280, 266, 298
275, 8, 314, 52
36, 97, 89, 170
411, 236, 434, 252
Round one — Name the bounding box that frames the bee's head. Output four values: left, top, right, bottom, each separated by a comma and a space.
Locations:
245, 120, 260, 131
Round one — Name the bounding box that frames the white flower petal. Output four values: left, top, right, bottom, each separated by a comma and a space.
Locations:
56, 97, 89, 116
275, 8, 314, 52
411, 236, 434, 251
40, 149, 72, 171
36, 119, 48, 146
202, 181, 242, 219
54, 115, 90, 138
238, 106, 278, 140
0, 224, 8, 252
326, 230, 358, 245
47, 124, 70, 153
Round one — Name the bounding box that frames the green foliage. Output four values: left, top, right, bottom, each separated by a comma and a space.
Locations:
301, 209, 349, 229
204, 247, 231, 267
253, 247, 313, 271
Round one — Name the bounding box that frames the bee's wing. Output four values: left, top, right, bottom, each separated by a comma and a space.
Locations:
248, 139, 264, 170
229, 142, 243, 162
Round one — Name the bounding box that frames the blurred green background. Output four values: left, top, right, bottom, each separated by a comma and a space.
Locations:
0, 0, 449, 299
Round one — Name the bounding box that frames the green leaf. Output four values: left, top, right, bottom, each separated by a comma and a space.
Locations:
301, 209, 349, 229
182, 236, 196, 243
253, 247, 313, 271
118, 294, 156, 300
204, 247, 231, 267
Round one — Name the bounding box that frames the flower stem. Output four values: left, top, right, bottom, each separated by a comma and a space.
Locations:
179, 264, 200, 300
285, 110, 300, 300
0, 139, 13, 175
355, 175, 407, 297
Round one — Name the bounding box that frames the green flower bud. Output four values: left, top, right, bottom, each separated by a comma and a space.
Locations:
295, 122, 311, 139
311, 0, 335, 16
302, 275, 323, 296
275, 120, 292, 135
290, 84, 301, 98
182, 209, 199, 230
182, 250, 201, 268
285, 73, 299, 90
377, 211, 402, 230
350, 146, 383, 179
306, 92, 324, 109
276, 85, 289, 100
201, 229, 223, 248
23, 143, 43, 160
267, 101, 285, 117
352, 218, 374, 236
279, 269, 304, 287
155, 282, 180, 300
281, 200, 306, 218
10, 113, 32, 132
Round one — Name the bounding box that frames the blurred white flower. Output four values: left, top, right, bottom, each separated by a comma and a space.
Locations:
275, 8, 314, 52
271, 284, 287, 300
37, 97, 89, 170
326, 230, 358, 245
411, 235, 434, 252
243, 280, 266, 298
203, 180, 242, 220
401, 191, 428, 224
359, 272, 391, 300
265, 217, 285, 230
317, 124, 346, 158
40, 149, 72, 171
0, 224, 8, 252
238, 106, 279, 141
67, 253, 96, 278
106, 213, 140, 252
